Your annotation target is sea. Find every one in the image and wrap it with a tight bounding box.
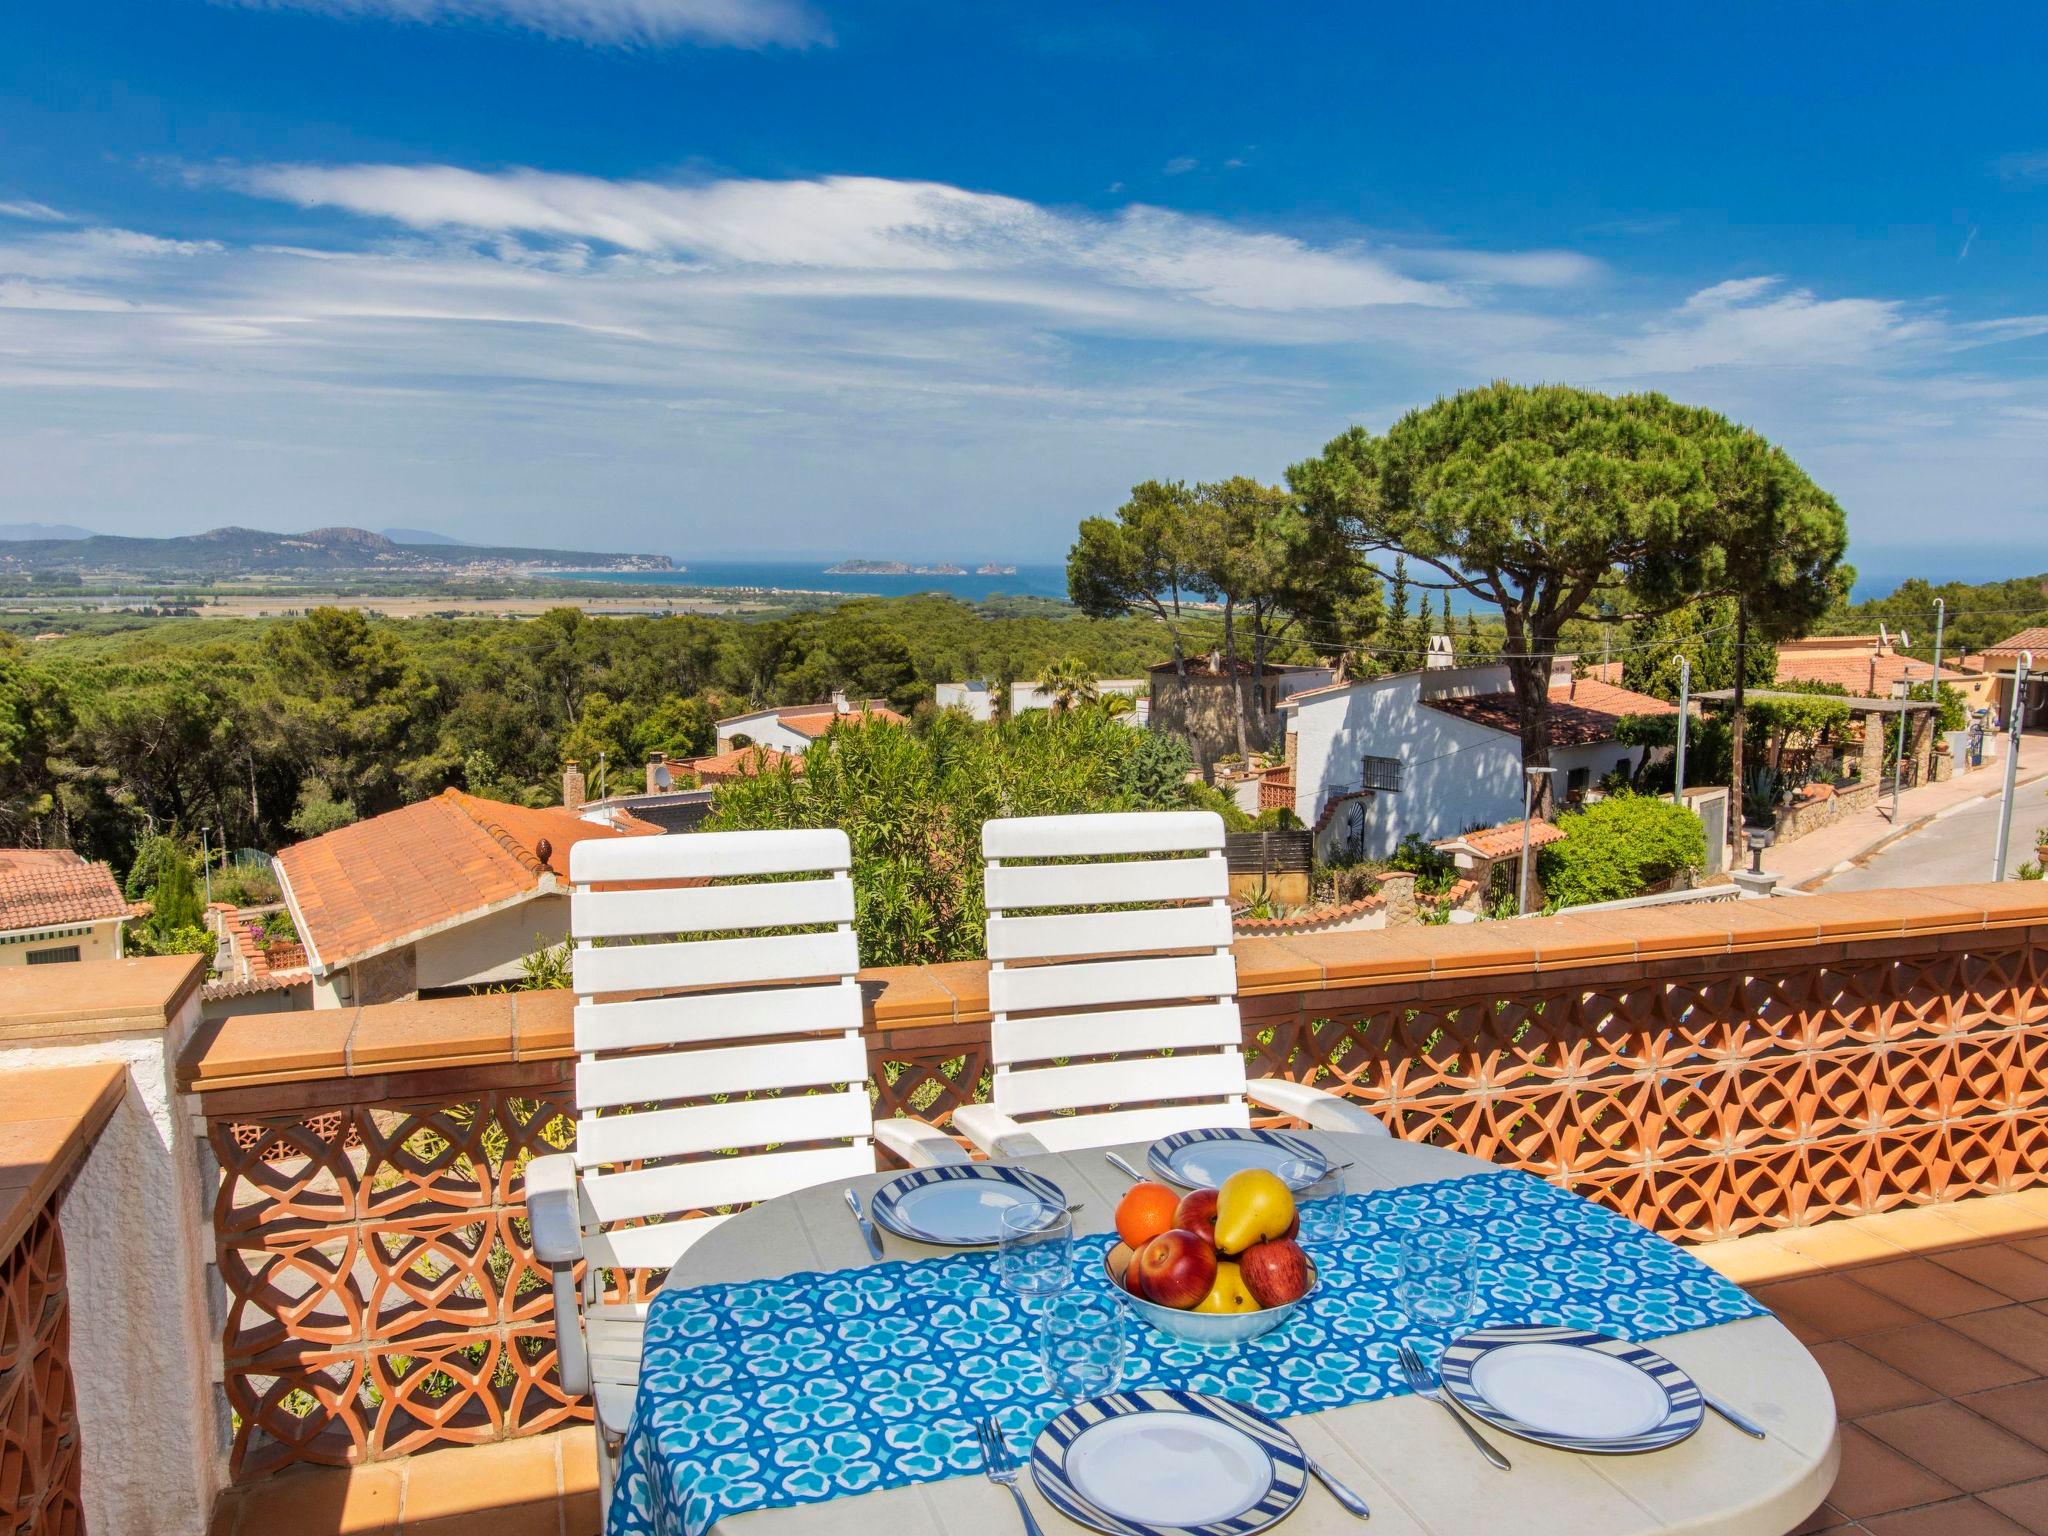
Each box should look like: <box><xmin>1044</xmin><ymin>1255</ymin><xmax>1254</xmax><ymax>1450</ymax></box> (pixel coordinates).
<box><xmin>557</xmin><ymin>560</ymin><xmax>1071</xmax><ymax>602</ymax></box>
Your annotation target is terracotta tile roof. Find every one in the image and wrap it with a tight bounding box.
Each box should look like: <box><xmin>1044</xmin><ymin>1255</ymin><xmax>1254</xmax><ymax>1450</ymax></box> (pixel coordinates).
<box><xmin>1436</xmin><ymin>818</ymin><xmax>1568</xmax><ymax>861</ymax></box>
<box><xmin>1232</xmin><ymin>893</ymin><xmax>1385</xmax><ymax>934</ymax></box>
<box><xmin>0</xmin><ymin>853</ymin><xmax>136</xmax><ymax>933</ymax></box>
<box><xmin>1983</xmin><ymin>626</ymin><xmax>2048</xmax><ymax>656</ymax></box>
<box><xmin>718</xmin><ymin>701</ymin><xmax>907</xmax><ymax>736</ymax></box>
<box><xmin>1775</xmin><ymin>649</ymin><xmax>1975</xmax><ymax>693</ymax></box>
<box><xmin>1421</xmin><ymin>681</ymin><xmax>1675</xmax><ymax>745</ymax></box>
<box><xmin>276</xmin><ymin>788</ymin><xmax>656</xmax><ymax>972</ymax></box>
<box><xmin>684</xmin><ymin>745</ymin><xmax>805</xmax><ymax>784</ymax></box>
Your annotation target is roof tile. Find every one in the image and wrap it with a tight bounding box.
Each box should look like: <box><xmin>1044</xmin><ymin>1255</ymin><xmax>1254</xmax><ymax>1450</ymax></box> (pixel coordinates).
<box><xmin>0</xmin><ymin>853</ymin><xmax>136</xmax><ymax>933</ymax></box>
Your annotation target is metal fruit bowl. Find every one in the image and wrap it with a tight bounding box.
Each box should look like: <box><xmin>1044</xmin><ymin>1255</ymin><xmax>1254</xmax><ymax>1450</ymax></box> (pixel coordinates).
<box><xmin>1102</xmin><ymin>1243</ymin><xmax>1319</xmax><ymax>1346</ymax></box>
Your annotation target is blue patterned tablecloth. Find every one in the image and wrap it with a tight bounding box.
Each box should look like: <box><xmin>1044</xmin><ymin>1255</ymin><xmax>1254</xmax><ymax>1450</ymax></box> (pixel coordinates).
<box><xmin>607</xmin><ymin>1170</ymin><xmax>1765</xmax><ymax>1535</ymax></box>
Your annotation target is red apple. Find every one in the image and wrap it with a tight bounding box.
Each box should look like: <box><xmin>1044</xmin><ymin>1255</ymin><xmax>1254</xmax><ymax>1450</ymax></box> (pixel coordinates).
<box><xmin>1175</xmin><ymin>1188</ymin><xmax>1220</xmax><ymax>1247</ymax></box>
<box><xmin>1135</xmin><ymin>1229</ymin><xmax>1218</xmax><ymax>1310</ymax></box>
<box><xmin>1238</xmin><ymin>1238</ymin><xmax>1311</xmax><ymax>1308</ymax></box>
<box><xmin>1117</xmin><ymin>1249</ymin><xmax>1146</xmax><ymax>1297</ymax></box>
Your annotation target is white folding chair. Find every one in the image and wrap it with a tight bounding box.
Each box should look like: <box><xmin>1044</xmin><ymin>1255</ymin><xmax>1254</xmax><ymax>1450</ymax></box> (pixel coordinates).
<box><xmin>952</xmin><ymin>810</ymin><xmax>1389</xmax><ymax>1158</ymax></box>
<box><xmin>523</xmin><ymin>827</ymin><xmax>964</xmax><ymax>1508</ymax></box>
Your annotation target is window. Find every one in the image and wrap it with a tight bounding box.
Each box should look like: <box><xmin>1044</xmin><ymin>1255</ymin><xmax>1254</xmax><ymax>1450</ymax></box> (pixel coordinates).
<box><xmin>27</xmin><ymin>945</ymin><xmax>80</xmax><ymax>965</ymax></box>
<box><xmin>1360</xmin><ymin>755</ymin><xmax>1403</xmax><ymax>792</ymax></box>
<box><xmin>1566</xmin><ymin>766</ymin><xmax>1590</xmax><ymax>799</ymax></box>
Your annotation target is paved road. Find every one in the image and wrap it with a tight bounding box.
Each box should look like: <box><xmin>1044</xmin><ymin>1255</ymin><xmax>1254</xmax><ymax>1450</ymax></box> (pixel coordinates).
<box><xmin>1817</xmin><ymin>776</ymin><xmax>2047</xmax><ymax>890</ymax></box>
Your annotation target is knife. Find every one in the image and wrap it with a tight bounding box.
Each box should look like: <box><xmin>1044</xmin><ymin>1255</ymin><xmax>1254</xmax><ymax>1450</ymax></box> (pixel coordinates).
<box><xmin>843</xmin><ymin>1187</ymin><xmax>885</xmax><ymax>1261</ymax></box>
<box><xmin>1705</xmin><ymin>1394</ymin><xmax>1766</xmax><ymax>1440</ymax></box>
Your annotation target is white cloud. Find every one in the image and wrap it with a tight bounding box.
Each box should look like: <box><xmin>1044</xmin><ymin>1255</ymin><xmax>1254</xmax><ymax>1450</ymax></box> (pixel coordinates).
<box><xmin>1162</xmin><ymin>157</ymin><xmax>1199</xmax><ymax>176</ymax></box>
<box><xmin>1</xmin><ymin>168</ymin><xmax>2043</xmax><ymax>561</ymax></box>
<box><xmin>233</xmin><ymin>164</ymin><xmax>1462</xmax><ymax>311</ymax></box>
<box><xmin>219</xmin><ymin>0</ymin><xmax>828</xmax><ymax>48</ymax></box>
<box><xmin>0</xmin><ymin>200</ymin><xmax>73</xmax><ymax>223</ymax></box>
<box><xmin>1992</xmin><ymin>150</ymin><xmax>2048</xmax><ymax>181</ymax></box>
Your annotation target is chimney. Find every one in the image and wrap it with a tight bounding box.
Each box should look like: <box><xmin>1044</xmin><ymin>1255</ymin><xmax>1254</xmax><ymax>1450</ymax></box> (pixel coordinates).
<box><xmin>831</xmin><ymin>688</ymin><xmax>851</xmax><ymax>714</ymax></box>
<box><xmin>646</xmin><ymin>751</ymin><xmax>671</xmax><ymax>794</ymax></box>
<box><xmin>561</xmin><ymin>760</ymin><xmax>584</xmax><ymax>812</ymax></box>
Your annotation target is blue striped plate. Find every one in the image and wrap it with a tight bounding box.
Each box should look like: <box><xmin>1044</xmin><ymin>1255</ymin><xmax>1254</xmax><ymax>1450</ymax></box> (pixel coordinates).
<box><xmin>1438</xmin><ymin>1325</ymin><xmax>1704</xmax><ymax>1454</ymax></box>
<box><xmin>867</xmin><ymin>1163</ymin><xmax>1065</xmax><ymax>1247</ymax></box>
<box><xmin>1030</xmin><ymin>1389</ymin><xmax>1307</xmax><ymax>1535</ymax></box>
<box><xmin>1145</xmin><ymin>1128</ymin><xmax>1327</xmax><ymax>1190</ymax></box>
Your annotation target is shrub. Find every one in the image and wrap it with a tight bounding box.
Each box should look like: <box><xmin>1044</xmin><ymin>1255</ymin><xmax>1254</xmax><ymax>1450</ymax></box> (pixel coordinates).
<box><xmin>1538</xmin><ymin>793</ymin><xmax>1706</xmax><ymax>909</ymax></box>
<box><xmin>1388</xmin><ymin>832</ymin><xmax>1457</xmax><ymax>896</ymax></box>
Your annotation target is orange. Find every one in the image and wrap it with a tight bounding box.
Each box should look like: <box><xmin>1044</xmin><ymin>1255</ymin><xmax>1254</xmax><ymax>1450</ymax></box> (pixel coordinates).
<box><xmin>1115</xmin><ymin>1182</ymin><xmax>1182</xmax><ymax>1249</ymax></box>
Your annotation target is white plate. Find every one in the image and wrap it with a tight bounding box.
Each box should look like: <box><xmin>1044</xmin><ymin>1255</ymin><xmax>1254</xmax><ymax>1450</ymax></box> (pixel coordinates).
<box><xmin>867</xmin><ymin>1164</ymin><xmax>1064</xmax><ymax>1246</ymax></box>
<box><xmin>1471</xmin><ymin>1342</ymin><xmax>1671</xmax><ymax>1439</ymax></box>
<box><xmin>1145</xmin><ymin>1128</ymin><xmax>1326</xmax><ymax>1190</ymax></box>
<box><xmin>1069</xmin><ymin>1412</ymin><xmax>1273</xmax><ymax>1525</ymax></box>
<box><xmin>1438</xmin><ymin>1325</ymin><xmax>1704</xmax><ymax>1454</ymax></box>
<box><xmin>1031</xmin><ymin>1390</ymin><xmax>1308</xmax><ymax>1536</ymax></box>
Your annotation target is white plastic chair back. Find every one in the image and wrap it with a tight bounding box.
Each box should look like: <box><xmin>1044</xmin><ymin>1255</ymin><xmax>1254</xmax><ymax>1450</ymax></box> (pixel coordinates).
<box><xmin>567</xmin><ymin>828</ymin><xmax>871</xmax><ymax>1274</ymax></box>
<box><xmin>982</xmin><ymin>810</ymin><xmax>1247</xmax><ymax>1151</ymax></box>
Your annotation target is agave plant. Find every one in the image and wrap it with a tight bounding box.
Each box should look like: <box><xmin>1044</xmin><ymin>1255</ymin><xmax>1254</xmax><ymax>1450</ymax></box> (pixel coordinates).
<box><xmin>1742</xmin><ymin>766</ymin><xmax>1782</xmax><ymax>827</ymax></box>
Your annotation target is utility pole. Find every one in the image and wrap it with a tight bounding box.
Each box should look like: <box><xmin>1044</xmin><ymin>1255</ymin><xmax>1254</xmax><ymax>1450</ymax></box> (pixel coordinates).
<box><xmin>200</xmin><ymin>826</ymin><xmax>212</xmax><ymax>909</ymax></box>
<box><xmin>1931</xmin><ymin>598</ymin><xmax>1946</xmax><ymax>697</ymax></box>
<box><xmin>1893</xmin><ymin>666</ymin><xmax>1914</xmax><ymax>824</ymax></box>
<box><xmin>1992</xmin><ymin>653</ymin><xmax>2032</xmax><ymax>881</ymax></box>
<box><xmin>1673</xmin><ymin>656</ymin><xmax>1690</xmax><ymax>802</ymax></box>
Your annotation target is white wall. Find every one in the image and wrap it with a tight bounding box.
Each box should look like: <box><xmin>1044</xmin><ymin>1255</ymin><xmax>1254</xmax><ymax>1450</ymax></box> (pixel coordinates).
<box><xmin>415</xmin><ymin>893</ymin><xmax>566</xmax><ymax>990</ymax></box>
<box><xmin>1288</xmin><ymin>674</ymin><xmax>1527</xmax><ymax>859</ymax></box>
<box><xmin>935</xmin><ymin>682</ymin><xmax>995</xmax><ymax>722</ymax></box>
<box><xmin>0</xmin><ymin>988</ymin><xmax>224</xmax><ymax>1535</ymax></box>
<box><xmin>715</xmin><ymin>714</ymin><xmax>813</xmax><ymax>753</ymax></box>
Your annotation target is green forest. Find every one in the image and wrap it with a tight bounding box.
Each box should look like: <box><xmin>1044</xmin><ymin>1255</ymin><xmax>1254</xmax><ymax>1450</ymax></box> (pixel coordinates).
<box><xmin>0</xmin><ymin>592</ymin><xmax>1273</xmax><ymax>872</ymax></box>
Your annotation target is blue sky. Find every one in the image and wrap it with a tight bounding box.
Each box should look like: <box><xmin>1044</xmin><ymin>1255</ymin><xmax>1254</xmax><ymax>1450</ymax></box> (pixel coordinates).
<box><xmin>2</xmin><ymin>2</ymin><xmax>2044</xmax><ymax>578</ymax></box>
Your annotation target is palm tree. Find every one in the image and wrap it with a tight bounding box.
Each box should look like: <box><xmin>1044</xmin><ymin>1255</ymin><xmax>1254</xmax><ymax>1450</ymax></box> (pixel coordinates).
<box><xmin>1039</xmin><ymin>657</ymin><xmax>1101</xmax><ymax>714</ymax></box>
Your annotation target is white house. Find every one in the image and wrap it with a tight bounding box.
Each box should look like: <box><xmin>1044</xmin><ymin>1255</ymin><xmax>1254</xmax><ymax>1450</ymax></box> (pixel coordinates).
<box><xmin>935</xmin><ymin>678</ymin><xmax>1149</xmax><ymax>724</ymax></box>
<box><xmin>1277</xmin><ymin>658</ymin><xmax>1676</xmax><ymax>861</ymax></box>
<box><xmin>714</xmin><ymin>691</ymin><xmax>908</xmax><ymax>753</ymax></box>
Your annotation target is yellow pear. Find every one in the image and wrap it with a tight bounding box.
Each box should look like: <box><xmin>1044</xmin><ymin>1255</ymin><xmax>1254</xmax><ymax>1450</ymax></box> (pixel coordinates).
<box><xmin>1193</xmin><ymin>1260</ymin><xmax>1260</xmax><ymax>1314</ymax></box>
<box><xmin>1213</xmin><ymin>1168</ymin><xmax>1296</xmax><ymax>1254</ymax></box>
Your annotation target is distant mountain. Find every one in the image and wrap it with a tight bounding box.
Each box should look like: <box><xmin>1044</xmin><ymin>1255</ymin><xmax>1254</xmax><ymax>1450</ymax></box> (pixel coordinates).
<box><xmin>0</xmin><ymin>525</ymin><xmax>670</xmax><ymax>577</ymax></box>
<box><xmin>0</xmin><ymin>522</ymin><xmax>93</xmax><ymax>542</ymax></box>
<box><xmin>382</xmin><ymin>527</ymin><xmax>477</xmax><ymax>547</ymax></box>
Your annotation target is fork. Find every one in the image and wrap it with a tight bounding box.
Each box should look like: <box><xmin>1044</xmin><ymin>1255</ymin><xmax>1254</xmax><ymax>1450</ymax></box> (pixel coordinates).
<box><xmin>1398</xmin><ymin>1342</ymin><xmax>1510</xmax><ymax>1470</ymax></box>
<box><xmin>976</xmin><ymin>1415</ymin><xmax>1046</xmax><ymax>1536</ymax></box>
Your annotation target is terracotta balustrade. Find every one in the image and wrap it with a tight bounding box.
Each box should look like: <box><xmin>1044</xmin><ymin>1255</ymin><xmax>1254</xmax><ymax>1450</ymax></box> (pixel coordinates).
<box><xmin>0</xmin><ymin>1063</ymin><xmax>129</xmax><ymax>1536</ymax></box>
<box><xmin>177</xmin><ymin>881</ymin><xmax>2048</xmax><ymax>1478</ymax></box>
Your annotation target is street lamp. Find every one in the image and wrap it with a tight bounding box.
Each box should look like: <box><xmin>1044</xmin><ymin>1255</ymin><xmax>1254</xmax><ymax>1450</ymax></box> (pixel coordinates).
<box><xmin>1993</xmin><ymin>652</ymin><xmax>2033</xmax><ymax>881</ymax></box>
<box><xmin>1520</xmin><ymin>766</ymin><xmax>1557</xmax><ymax>915</ymax></box>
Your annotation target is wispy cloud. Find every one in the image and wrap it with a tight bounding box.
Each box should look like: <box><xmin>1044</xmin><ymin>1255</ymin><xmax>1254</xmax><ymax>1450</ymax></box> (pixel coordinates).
<box><xmin>218</xmin><ymin>0</ymin><xmax>829</xmax><ymax>49</ymax></box>
<box><xmin>2</xmin><ymin>169</ymin><xmax>2043</xmax><ymax>558</ymax></box>
<box><xmin>0</xmin><ymin>200</ymin><xmax>75</xmax><ymax>223</ymax></box>
<box><xmin>1162</xmin><ymin>157</ymin><xmax>1199</xmax><ymax>176</ymax></box>
<box><xmin>1992</xmin><ymin>150</ymin><xmax>2048</xmax><ymax>181</ymax></box>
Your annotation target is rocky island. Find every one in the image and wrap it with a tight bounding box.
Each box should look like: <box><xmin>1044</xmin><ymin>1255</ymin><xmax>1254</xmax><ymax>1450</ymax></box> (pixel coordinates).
<box><xmin>824</xmin><ymin>559</ymin><xmax>970</xmax><ymax>576</ymax></box>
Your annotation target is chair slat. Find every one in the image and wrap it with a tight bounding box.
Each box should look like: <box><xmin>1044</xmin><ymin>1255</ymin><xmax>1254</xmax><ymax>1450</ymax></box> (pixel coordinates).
<box><xmin>570</xmin><ymin>827</ymin><xmax>850</xmax><ymax>884</ymax></box>
<box><xmin>983</xmin><ymin>811</ymin><xmax>1224</xmax><ymax>860</ymax></box>
<box><xmin>573</xmin><ymin>929</ymin><xmax>858</xmax><ymax>995</ymax></box>
<box><xmin>576</xmin><ymin>1086</ymin><xmax>871</xmax><ymax>1167</ymax></box>
<box><xmin>576</xmin><ymin>1035</ymin><xmax>868</xmax><ymax>1111</ymax></box>
<box><xmin>988</xmin><ymin>951</ymin><xmax>1236</xmax><ymax>1016</ymax></box>
<box><xmin>582</xmin><ymin>1143</ymin><xmax>873</xmax><ymax>1225</ymax></box>
<box><xmin>994</xmin><ymin>1051</ymin><xmax>1246</xmax><ymax>1117</ymax></box>
<box><xmin>990</xmin><ymin>1001</ymin><xmax>1242</xmax><ymax>1064</ymax></box>
<box><xmin>573</xmin><ymin>981</ymin><xmax>861</xmax><ymax>1054</ymax></box>
<box><xmin>986</xmin><ymin>856</ymin><xmax>1227</xmax><ymax>912</ymax></box>
<box><xmin>996</xmin><ymin>1100</ymin><xmax>1252</xmax><ymax>1153</ymax></box>
<box><xmin>987</xmin><ymin>904</ymin><xmax>1230</xmax><ymax>962</ymax></box>
<box><xmin>582</xmin><ymin>1213</ymin><xmax>729</xmax><ymax>1273</ymax></box>
<box><xmin>572</xmin><ymin>877</ymin><xmax>852</xmax><ymax>939</ymax></box>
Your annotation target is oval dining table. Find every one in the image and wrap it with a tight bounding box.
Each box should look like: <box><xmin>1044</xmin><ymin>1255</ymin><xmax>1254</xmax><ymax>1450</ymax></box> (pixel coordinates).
<box><xmin>662</xmin><ymin>1130</ymin><xmax>1840</xmax><ymax>1536</ymax></box>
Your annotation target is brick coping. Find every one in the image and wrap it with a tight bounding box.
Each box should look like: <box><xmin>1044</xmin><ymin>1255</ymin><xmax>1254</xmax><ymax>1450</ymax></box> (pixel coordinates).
<box><xmin>173</xmin><ymin>881</ymin><xmax>2048</xmax><ymax>1098</ymax></box>
<box><xmin>0</xmin><ymin>1060</ymin><xmax>127</xmax><ymax>1254</ymax></box>
<box><xmin>0</xmin><ymin>952</ymin><xmax>204</xmax><ymax>1043</ymax></box>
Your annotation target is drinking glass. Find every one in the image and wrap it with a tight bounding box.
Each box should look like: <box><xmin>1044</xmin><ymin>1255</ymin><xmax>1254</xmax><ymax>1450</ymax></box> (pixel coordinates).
<box><xmin>998</xmin><ymin>1201</ymin><xmax>1074</xmax><ymax>1302</ymax></box>
<box><xmin>1282</xmin><ymin>1158</ymin><xmax>1350</xmax><ymax>1250</ymax></box>
<box><xmin>1041</xmin><ymin>1292</ymin><xmax>1124</xmax><ymax>1399</ymax></box>
<box><xmin>1394</xmin><ymin>1228</ymin><xmax>1479</xmax><ymax>1333</ymax></box>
